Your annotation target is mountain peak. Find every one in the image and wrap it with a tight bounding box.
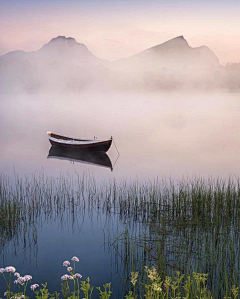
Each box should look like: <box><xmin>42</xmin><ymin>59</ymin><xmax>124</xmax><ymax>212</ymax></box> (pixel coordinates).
<box><xmin>116</xmin><ymin>35</ymin><xmax>219</xmax><ymax>70</ymax></box>
<box><xmin>144</xmin><ymin>35</ymin><xmax>189</xmax><ymax>55</ymax></box>
<box><xmin>47</xmin><ymin>36</ymin><xmax>79</xmax><ymax>47</ymax></box>
<box><xmin>36</xmin><ymin>35</ymin><xmax>101</xmax><ymax>65</ymax></box>
<box><xmin>51</xmin><ymin>36</ymin><xmax>76</xmax><ymax>42</ymax></box>
<box><xmin>38</xmin><ymin>36</ymin><xmax>87</xmax><ymax>54</ymax></box>
<box><xmin>175</xmin><ymin>35</ymin><xmax>184</xmax><ymax>40</ymax></box>
<box><xmin>160</xmin><ymin>35</ymin><xmax>189</xmax><ymax>47</ymax></box>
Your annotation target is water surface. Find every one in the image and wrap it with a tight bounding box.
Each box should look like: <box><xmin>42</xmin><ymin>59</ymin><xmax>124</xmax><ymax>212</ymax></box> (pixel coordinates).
<box><xmin>1</xmin><ymin>91</ymin><xmax>240</xmax><ymax>179</ymax></box>
<box><xmin>0</xmin><ymin>91</ymin><xmax>240</xmax><ymax>298</ymax></box>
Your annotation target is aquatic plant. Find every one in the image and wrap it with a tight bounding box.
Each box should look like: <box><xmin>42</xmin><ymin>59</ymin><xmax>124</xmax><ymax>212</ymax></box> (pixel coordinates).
<box><xmin>0</xmin><ymin>265</ymin><xmax>33</xmax><ymax>299</ymax></box>
<box><xmin>125</xmin><ymin>267</ymin><xmax>239</xmax><ymax>299</ymax></box>
<box><xmin>0</xmin><ymin>173</ymin><xmax>239</xmax><ymax>297</ymax></box>
<box><xmin>61</xmin><ymin>256</ymin><xmax>84</xmax><ymax>299</ymax></box>
<box><xmin>0</xmin><ymin>261</ymin><xmax>239</xmax><ymax>298</ymax></box>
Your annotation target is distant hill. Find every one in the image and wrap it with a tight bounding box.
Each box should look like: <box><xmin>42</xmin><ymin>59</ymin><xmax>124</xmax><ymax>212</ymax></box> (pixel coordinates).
<box><xmin>1</xmin><ymin>36</ymin><xmax>102</xmax><ymax>66</ymax></box>
<box><xmin>112</xmin><ymin>36</ymin><xmax>220</xmax><ymax>71</ymax></box>
<box><xmin>104</xmin><ymin>36</ymin><xmax>222</xmax><ymax>90</ymax></box>
<box><xmin>36</xmin><ymin>36</ymin><xmax>102</xmax><ymax>66</ymax></box>
<box><xmin>0</xmin><ymin>50</ymin><xmax>34</xmax><ymax>62</ymax></box>
<box><xmin>1</xmin><ymin>35</ymin><xmax>239</xmax><ymax>92</ymax></box>
<box><xmin>0</xmin><ymin>36</ymin><xmax>104</xmax><ymax>93</ymax></box>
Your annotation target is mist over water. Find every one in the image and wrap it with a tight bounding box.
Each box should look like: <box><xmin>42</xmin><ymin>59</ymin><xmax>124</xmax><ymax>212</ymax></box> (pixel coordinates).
<box><xmin>0</xmin><ymin>91</ymin><xmax>240</xmax><ymax>180</ymax></box>
<box><xmin>0</xmin><ymin>90</ymin><xmax>240</xmax><ymax>298</ymax></box>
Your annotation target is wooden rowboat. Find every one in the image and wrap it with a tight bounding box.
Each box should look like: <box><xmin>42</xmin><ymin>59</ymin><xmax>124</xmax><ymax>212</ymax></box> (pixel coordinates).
<box><xmin>47</xmin><ymin>132</ymin><xmax>112</xmax><ymax>152</ymax></box>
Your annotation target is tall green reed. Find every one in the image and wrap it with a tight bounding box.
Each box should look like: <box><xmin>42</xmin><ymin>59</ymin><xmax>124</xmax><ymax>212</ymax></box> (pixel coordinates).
<box><xmin>0</xmin><ymin>173</ymin><xmax>239</xmax><ymax>298</ymax></box>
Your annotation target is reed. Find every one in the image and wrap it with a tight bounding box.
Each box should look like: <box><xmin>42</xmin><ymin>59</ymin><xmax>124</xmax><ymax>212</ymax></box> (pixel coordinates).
<box><xmin>0</xmin><ymin>173</ymin><xmax>239</xmax><ymax>298</ymax></box>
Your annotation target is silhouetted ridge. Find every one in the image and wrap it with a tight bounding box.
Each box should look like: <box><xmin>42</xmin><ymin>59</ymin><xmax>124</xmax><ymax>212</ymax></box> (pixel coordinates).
<box><xmin>36</xmin><ymin>36</ymin><xmax>101</xmax><ymax>65</ymax></box>
<box><xmin>0</xmin><ymin>50</ymin><xmax>30</xmax><ymax>61</ymax></box>
<box><xmin>1</xmin><ymin>34</ymin><xmax>231</xmax><ymax>93</ymax></box>
<box><xmin>48</xmin><ymin>36</ymin><xmax>80</xmax><ymax>46</ymax></box>
<box><xmin>114</xmin><ymin>35</ymin><xmax>219</xmax><ymax>69</ymax></box>
<box><xmin>150</xmin><ymin>35</ymin><xmax>189</xmax><ymax>51</ymax></box>
<box><xmin>39</xmin><ymin>36</ymin><xmax>87</xmax><ymax>52</ymax></box>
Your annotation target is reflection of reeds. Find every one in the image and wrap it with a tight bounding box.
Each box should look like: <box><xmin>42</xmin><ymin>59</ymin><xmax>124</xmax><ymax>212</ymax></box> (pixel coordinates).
<box><xmin>0</xmin><ymin>173</ymin><xmax>239</xmax><ymax>297</ymax></box>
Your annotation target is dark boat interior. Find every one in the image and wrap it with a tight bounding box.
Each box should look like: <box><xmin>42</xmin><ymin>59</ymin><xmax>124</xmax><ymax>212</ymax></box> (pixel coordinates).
<box><xmin>48</xmin><ymin>132</ymin><xmax>91</xmax><ymax>142</ymax></box>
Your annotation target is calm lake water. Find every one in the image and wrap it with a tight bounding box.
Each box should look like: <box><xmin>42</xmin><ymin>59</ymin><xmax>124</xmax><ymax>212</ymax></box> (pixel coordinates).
<box><xmin>0</xmin><ymin>91</ymin><xmax>240</xmax><ymax>297</ymax></box>
<box><xmin>1</xmin><ymin>91</ymin><xmax>240</xmax><ymax>179</ymax></box>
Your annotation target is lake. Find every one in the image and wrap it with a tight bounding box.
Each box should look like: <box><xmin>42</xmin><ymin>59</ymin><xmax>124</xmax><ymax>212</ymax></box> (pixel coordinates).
<box><xmin>0</xmin><ymin>91</ymin><xmax>239</xmax><ymax>298</ymax></box>
<box><xmin>1</xmin><ymin>91</ymin><xmax>240</xmax><ymax>179</ymax></box>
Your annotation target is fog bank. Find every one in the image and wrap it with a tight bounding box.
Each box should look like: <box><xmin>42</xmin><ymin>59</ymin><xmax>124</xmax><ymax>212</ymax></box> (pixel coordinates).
<box><xmin>1</xmin><ymin>36</ymin><xmax>240</xmax><ymax>94</ymax></box>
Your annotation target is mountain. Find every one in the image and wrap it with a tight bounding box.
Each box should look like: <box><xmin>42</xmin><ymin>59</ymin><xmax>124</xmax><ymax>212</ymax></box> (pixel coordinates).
<box><xmin>36</xmin><ymin>36</ymin><xmax>102</xmax><ymax>66</ymax></box>
<box><xmin>1</xmin><ymin>36</ymin><xmax>102</xmax><ymax>66</ymax></box>
<box><xmin>0</xmin><ymin>50</ymin><xmax>33</xmax><ymax>62</ymax></box>
<box><xmin>0</xmin><ymin>36</ymin><xmax>104</xmax><ymax>93</ymax></box>
<box><xmin>112</xmin><ymin>36</ymin><xmax>220</xmax><ymax>71</ymax></box>
<box><xmin>0</xmin><ymin>35</ymin><xmax>230</xmax><ymax>92</ymax></box>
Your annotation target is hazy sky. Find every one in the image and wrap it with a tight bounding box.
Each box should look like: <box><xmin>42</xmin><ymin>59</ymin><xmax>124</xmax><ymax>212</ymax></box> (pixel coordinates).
<box><xmin>1</xmin><ymin>0</ymin><xmax>240</xmax><ymax>65</ymax></box>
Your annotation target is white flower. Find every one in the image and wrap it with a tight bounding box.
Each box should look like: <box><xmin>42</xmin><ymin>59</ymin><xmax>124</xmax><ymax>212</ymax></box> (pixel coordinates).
<box><xmin>63</xmin><ymin>261</ymin><xmax>70</xmax><ymax>267</ymax></box>
<box><xmin>4</xmin><ymin>292</ymin><xmax>7</xmax><ymax>296</ymax></box>
<box><xmin>0</xmin><ymin>268</ymin><xmax>5</xmax><ymax>273</ymax></box>
<box><xmin>68</xmin><ymin>275</ymin><xmax>73</xmax><ymax>280</ymax></box>
<box><xmin>61</xmin><ymin>274</ymin><xmax>69</xmax><ymax>281</ymax></box>
<box><xmin>71</xmin><ymin>256</ymin><xmax>79</xmax><ymax>262</ymax></box>
<box><xmin>11</xmin><ymin>296</ymin><xmax>25</xmax><ymax>299</ymax></box>
<box><xmin>14</xmin><ymin>277</ymin><xmax>25</xmax><ymax>286</ymax></box>
<box><xmin>5</xmin><ymin>267</ymin><xmax>16</xmax><ymax>273</ymax></box>
<box><xmin>73</xmin><ymin>273</ymin><xmax>82</xmax><ymax>279</ymax></box>
<box><xmin>23</xmin><ymin>275</ymin><xmax>32</xmax><ymax>281</ymax></box>
<box><xmin>30</xmin><ymin>284</ymin><xmax>39</xmax><ymax>291</ymax></box>
<box><xmin>14</xmin><ymin>272</ymin><xmax>20</xmax><ymax>278</ymax></box>
<box><xmin>67</xmin><ymin>267</ymin><xmax>73</xmax><ymax>273</ymax></box>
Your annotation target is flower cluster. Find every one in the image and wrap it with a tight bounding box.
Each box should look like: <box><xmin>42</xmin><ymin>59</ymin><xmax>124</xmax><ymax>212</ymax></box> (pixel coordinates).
<box><xmin>0</xmin><ymin>266</ymin><xmax>16</xmax><ymax>273</ymax></box>
<box><xmin>0</xmin><ymin>265</ymin><xmax>39</xmax><ymax>297</ymax></box>
<box><xmin>61</xmin><ymin>274</ymin><xmax>73</xmax><ymax>281</ymax></box>
<box><xmin>63</xmin><ymin>261</ymin><xmax>70</xmax><ymax>267</ymax></box>
<box><xmin>1</xmin><ymin>257</ymin><xmax>82</xmax><ymax>298</ymax></box>
<box><xmin>30</xmin><ymin>284</ymin><xmax>39</xmax><ymax>291</ymax></box>
<box><xmin>71</xmin><ymin>256</ymin><xmax>79</xmax><ymax>262</ymax></box>
<box><xmin>61</xmin><ymin>273</ymin><xmax>82</xmax><ymax>281</ymax></box>
<box><xmin>61</xmin><ymin>256</ymin><xmax>82</xmax><ymax>282</ymax></box>
<box><xmin>14</xmin><ymin>275</ymin><xmax>32</xmax><ymax>286</ymax></box>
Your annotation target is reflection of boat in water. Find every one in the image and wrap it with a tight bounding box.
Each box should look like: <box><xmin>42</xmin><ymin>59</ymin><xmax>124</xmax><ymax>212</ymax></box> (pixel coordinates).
<box><xmin>48</xmin><ymin>146</ymin><xmax>113</xmax><ymax>170</ymax></box>
<box><xmin>47</xmin><ymin>132</ymin><xmax>112</xmax><ymax>152</ymax></box>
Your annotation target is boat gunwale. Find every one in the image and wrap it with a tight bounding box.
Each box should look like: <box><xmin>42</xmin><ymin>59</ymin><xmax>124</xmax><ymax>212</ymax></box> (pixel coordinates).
<box><xmin>47</xmin><ymin>132</ymin><xmax>112</xmax><ymax>145</ymax></box>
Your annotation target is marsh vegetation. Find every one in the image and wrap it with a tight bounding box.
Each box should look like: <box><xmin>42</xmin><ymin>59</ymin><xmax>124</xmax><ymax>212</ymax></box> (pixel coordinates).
<box><xmin>0</xmin><ymin>173</ymin><xmax>239</xmax><ymax>298</ymax></box>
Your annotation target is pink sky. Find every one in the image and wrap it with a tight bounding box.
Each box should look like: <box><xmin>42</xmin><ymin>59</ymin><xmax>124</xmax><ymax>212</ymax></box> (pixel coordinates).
<box><xmin>1</xmin><ymin>0</ymin><xmax>240</xmax><ymax>65</ymax></box>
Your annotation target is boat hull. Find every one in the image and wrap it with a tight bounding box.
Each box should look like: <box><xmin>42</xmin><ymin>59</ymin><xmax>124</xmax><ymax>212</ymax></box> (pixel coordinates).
<box><xmin>49</xmin><ymin>138</ymin><xmax>112</xmax><ymax>152</ymax></box>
